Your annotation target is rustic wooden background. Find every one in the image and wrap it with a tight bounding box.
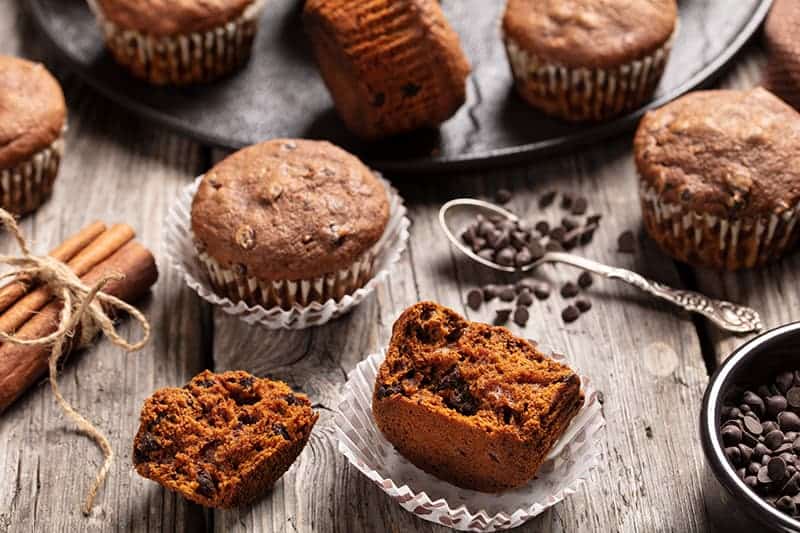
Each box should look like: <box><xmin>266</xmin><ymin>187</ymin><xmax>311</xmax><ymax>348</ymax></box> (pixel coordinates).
<box><xmin>0</xmin><ymin>1</ymin><xmax>794</xmax><ymax>531</ymax></box>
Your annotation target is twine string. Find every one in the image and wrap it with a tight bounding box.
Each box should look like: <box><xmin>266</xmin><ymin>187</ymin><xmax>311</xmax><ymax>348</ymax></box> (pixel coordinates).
<box><xmin>0</xmin><ymin>210</ymin><xmax>151</xmax><ymax>515</ymax></box>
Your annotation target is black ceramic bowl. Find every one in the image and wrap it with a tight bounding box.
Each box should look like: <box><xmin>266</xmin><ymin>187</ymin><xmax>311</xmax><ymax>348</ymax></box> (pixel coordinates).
<box><xmin>701</xmin><ymin>322</ymin><xmax>800</xmax><ymax>532</ymax></box>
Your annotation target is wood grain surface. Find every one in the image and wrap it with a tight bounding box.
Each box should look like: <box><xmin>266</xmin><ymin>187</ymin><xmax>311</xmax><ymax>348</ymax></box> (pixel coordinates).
<box><xmin>0</xmin><ymin>1</ymin><xmax>788</xmax><ymax>531</ymax></box>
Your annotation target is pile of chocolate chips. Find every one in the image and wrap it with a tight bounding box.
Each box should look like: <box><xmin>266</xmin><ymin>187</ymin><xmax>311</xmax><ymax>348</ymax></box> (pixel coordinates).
<box><xmin>720</xmin><ymin>370</ymin><xmax>800</xmax><ymax>517</ymax></box>
<box><xmin>462</xmin><ymin>188</ymin><xmax>637</xmax><ymax>325</ymax></box>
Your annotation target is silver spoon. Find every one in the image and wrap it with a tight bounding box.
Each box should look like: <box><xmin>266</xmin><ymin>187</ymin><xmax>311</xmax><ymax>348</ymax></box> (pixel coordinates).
<box><xmin>439</xmin><ymin>198</ymin><xmax>763</xmax><ymax>334</ymax></box>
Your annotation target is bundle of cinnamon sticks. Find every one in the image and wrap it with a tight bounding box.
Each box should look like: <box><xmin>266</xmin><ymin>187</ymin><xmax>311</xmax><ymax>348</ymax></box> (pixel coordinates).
<box><xmin>0</xmin><ymin>221</ymin><xmax>158</xmax><ymax>412</ymax></box>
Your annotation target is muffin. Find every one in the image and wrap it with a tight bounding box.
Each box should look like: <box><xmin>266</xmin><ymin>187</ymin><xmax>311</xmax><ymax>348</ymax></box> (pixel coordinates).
<box><xmin>765</xmin><ymin>0</ymin><xmax>800</xmax><ymax>109</ymax></box>
<box><xmin>0</xmin><ymin>55</ymin><xmax>66</xmax><ymax>216</ymax></box>
<box><xmin>373</xmin><ymin>302</ymin><xmax>584</xmax><ymax>492</ymax></box>
<box><xmin>133</xmin><ymin>370</ymin><xmax>318</xmax><ymax>508</ymax></box>
<box><xmin>87</xmin><ymin>0</ymin><xmax>265</xmax><ymax>85</ymax></box>
<box><xmin>303</xmin><ymin>0</ymin><xmax>471</xmax><ymax>140</ymax></box>
<box><xmin>503</xmin><ymin>0</ymin><xmax>677</xmax><ymax>121</ymax></box>
<box><xmin>635</xmin><ymin>88</ymin><xmax>800</xmax><ymax>270</ymax></box>
<box><xmin>191</xmin><ymin>139</ymin><xmax>390</xmax><ymax>309</ymax></box>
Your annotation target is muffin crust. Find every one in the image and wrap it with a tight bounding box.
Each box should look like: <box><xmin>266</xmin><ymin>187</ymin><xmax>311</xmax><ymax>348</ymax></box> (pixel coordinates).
<box><xmin>304</xmin><ymin>0</ymin><xmax>471</xmax><ymax>140</ymax></box>
<box><xmin>191</xmin><ymin>139</ymin><xmax>390</xmax><ymax>282</ymax></box>
<box><xmin>635</xmin><ymin>88</ymin><xmax>800</xmax><ymax>220</ymax></box>
<box><xmin>0</xmin><ymin>55</ymin><xmax>66</xmax><ymax>169</ymax></box>
<box><xmin>373</xmin><ymin>302</ymin><xmax>583</xmax><ymax>492</ymax></box>
<box><xmin>93</xmin><ymin>0</ymin><xmax>255</xmax><ymax>35</ymax></box>
<box><xmin>503</xmin><ymin>0</ymin><xmax>677</xmax><ymax>69</ymax></box>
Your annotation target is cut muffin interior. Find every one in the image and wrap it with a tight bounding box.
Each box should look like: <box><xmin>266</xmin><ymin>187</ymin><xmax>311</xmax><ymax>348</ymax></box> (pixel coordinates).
<box><xmin>133</xmin><ymin>370</ymin><xmax>318</xmax><ymax>508</ymax></box>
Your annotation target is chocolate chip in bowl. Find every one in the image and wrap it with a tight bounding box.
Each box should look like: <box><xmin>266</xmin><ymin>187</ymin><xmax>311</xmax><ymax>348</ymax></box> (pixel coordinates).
<box><xmin>701</xmin><ymin>322</ymin><xmax>800</xmax><ymax>531</ymax></box>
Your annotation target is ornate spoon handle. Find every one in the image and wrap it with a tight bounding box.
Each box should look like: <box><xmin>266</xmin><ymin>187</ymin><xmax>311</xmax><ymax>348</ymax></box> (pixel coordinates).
<box><xmin>542</xmin><ymin>252</ymin><xmax>763</xmax><ymax>334</ymax></box>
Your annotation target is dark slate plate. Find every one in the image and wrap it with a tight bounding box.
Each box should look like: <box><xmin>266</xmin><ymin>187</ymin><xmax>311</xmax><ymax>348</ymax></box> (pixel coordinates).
<box><xmin>28</xmin><ymin>0</ymin><xmax>772</xmax><ymax>173</ymax></box>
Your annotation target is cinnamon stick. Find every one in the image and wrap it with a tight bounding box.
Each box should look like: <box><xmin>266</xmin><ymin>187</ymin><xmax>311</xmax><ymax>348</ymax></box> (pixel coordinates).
<box><xmin>0</xmin><ymin>221</ymin><xmax>107</xmax><ymax>313</ymax></box>
<box><xmin>0</xmin><ymin>224</ymin><xmax>135</xmax><ymax>334</ymax></box>
<box><xmin>0</xmin><ymin>240</ymin><xmax>158</xmax><ymax>412</ymax></box>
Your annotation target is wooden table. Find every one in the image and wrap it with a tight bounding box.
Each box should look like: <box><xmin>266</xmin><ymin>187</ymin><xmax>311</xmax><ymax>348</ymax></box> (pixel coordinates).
<box><xmin>0</xmin><ymin>2</ymin><xmax>794</xmax><ymax>531</ymax></box>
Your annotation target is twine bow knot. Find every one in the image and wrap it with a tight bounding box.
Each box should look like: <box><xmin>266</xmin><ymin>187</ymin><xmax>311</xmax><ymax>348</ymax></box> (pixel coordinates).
<box><xmin>0</xmin><ymin>210</ymin><xmax>151</xmax><ymax>515</ymax></box>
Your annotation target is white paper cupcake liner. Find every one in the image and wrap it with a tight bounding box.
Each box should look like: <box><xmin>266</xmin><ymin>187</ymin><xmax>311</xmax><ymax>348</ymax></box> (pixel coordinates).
<box><xmin>165</xmin><ymin>176</ymin><xmax>410</xmax><ymax>329</ymax></box>
<box><xmin>86</xmin><ymin>0</ymin><xmax>265</xmax><ymax>85</ymax></box>
<box><xmin>639</xmin><ymin>182</ymin><xmax>800</xmax><ymax>270</ymax></box>
<box><xmin>504</xmin><ymin>27</ymin><xmax>676</xmax><ymax>121</ymax></box>
<box><xmin>336</xmin><ymin>348</ymin><xmax>605</xmax><ymax>532</ymax></box>
<box><xmin>0</xmin><ymin>134</ymin><xmax>64</xmax><ymax>216</ymax></box>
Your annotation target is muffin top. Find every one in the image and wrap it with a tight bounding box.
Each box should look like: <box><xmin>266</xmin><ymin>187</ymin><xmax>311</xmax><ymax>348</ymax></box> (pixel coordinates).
<box><xmin>0</xmin><ymin>55</ymin><xmax>66</xmax><ymax>169</ymax></box>
<box><xmin>94</xmin><ymin>0</ymin><xmax>256</xmax><ymax>35</ymax></box>
<box><xmin>634</xmin><ymin>88</ymin><xmax>800</xmax><ymax>219</ymax></box>
<box><xmin>503</xmin><ymin>0</ymin><xmax>677</xmax><ymax>69</ymax></box>
<box><xmin>191</xmin><ymin>139</ymin><xmax>390</xmax><ymax>281</ymax></box>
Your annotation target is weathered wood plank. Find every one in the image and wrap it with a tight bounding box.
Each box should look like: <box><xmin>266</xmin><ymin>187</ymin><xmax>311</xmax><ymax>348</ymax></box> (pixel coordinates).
<box><xmin>0</xmin><ymin>3</ymin><xmax>210</xmax><ymax>530</ymax></box>
<box><xmin>211</xmin><ymin>130</ymin><xmax>712</xmax><ymax>531</ymax></box>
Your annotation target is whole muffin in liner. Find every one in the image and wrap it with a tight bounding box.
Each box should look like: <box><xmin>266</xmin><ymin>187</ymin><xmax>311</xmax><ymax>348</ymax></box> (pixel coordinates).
<box><xmin>167</xmin><ymin>163</ymin><xmax>409</xmax><ymax>329</ymax></box>
<box><xmin>87</xmin><ymin>0</ymin><xmax>266</xmax><ymax>86</ymax></box>
<box><xmin>635</xmin><ymin>87</ymin><xmax>800</xmax><ymax>270</ymax></box>
<box><xmin>303</xmin><ymin>0</ymin><xmax>471</xmax><ymax>140</ymax></box>
<box><xmin>336</xmin><ymin>349</ymin><xmax>604</xmax><ymax>532</ymax></box>
<box><xmin>0</xmin><ymin>55</ymin><xmax>67</xmax><ymax>215</ymax></box>
<box><xmin>502</xmin><ymin>0</ymin><xmax>677</xmax><ymax>122</ymax></box>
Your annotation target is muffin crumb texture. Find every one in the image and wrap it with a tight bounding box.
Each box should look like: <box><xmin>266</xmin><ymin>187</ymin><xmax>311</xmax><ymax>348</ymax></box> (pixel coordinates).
<box><xmin>373</xmin><ymin>301</ymin><xmax>583</xmax><ymax>492</ymax></box>
<box><xmin>133</xmin><ymin>370</ymin><xmax>318</xmax><ymax>508</ymax></box>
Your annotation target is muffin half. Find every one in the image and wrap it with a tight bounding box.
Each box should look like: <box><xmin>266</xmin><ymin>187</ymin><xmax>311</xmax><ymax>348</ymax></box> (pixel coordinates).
<box><xmin>373</xmin><ymin>301</ymin><xmax>584</xmax><ymax>492</ymax></box>
<box><xmin>503</xmin><ymin>0</ymin><xmax>677</xmax><ymax>121</ymax></box>
<box><xmin>0</xmin><ymin>55</ymin><xmax>66</xmax><ymax>215</ymax></box>
<box><xmin>88</xmin><ymin>0</ymin><xmax>265</xmax><ymax>85</ymax></box>
<box><xmin>635</xmin><ymin>87</ymin><xmax>800</xmax><ymax>270</ymax></box>
<box><xmin>303</xmin><ymin>0</ymin><xmax>471</xmax><ymax>140</ymax></box>
<box><xmin>191</xmin><ymin>139</ymin><xmax>390</xmax><ymax>308</ymax></box>
<box><xmin>133</xmin><ymin>370</ymin><xmax>318</xmax><ymax>508</ymax></box>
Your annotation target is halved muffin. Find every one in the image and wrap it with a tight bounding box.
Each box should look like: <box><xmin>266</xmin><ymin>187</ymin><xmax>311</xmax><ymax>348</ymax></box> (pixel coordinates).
<box><xmin>373</xmin><ymin>301</ymin><xmax>583</xmax><ymax>492</ymax></box>
<box><xmin>133</xmin><ymin>370</ymin><xmax>318</xmax><ymax>508</ymax></box>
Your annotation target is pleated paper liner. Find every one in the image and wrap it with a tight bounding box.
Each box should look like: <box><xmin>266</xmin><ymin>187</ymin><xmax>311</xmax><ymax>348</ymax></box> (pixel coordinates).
<box><xmin>336</xmin><ymin>349</ymin><xmax>605</xmax><ymax>532</ymax></box>
<box><xmin>86</xmin><ymin>0</ymin><xmax>266</xmax><ymax>85</ymax></box>
<box><xmin>639</xmin><ymin>183</ymin><xmax>800</xmax><ymax>270</ymax></box>
<box><xmin>165</xmin><ymin>176</ymin><xmax>410</xmax><ymax>329</ymax></box>
<box><xmin>504</xmin><ymin>27</ymin><xmax>676</xmax><ymax>121</ymax></box>
<box><xmin>0</xmin><ymin>134</ymin><xmax>64</xmax><ymax>216</ymax></box>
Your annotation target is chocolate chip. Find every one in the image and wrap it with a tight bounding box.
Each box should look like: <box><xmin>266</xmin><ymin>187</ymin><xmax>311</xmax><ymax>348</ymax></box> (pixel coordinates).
<box><xmin>571</xmin><ymin>197</ymin><xmax>588</xmax><ymax>215</ymax></box>
<box><xmin>496</xmin><ymin>247</ymin><xmax>516</xmax><ymax>266</ymax></box>
<box><xmin>576</xmin><ymin>299</ymin><xmax>592</xmax><ymax>313</ymax></box>
<box><xmin>535</xmin><ymin>220</ymin><xmax>550</xmax><ymax>235</ymax></box>
<box><xmin>538</xmin><ymin>190</ymin><xmax>557</xmax><ymax>208</ymax></box>
<box><xmin>477</xmin><ymin>220</ymin><xmax>495</xmax><ymax>237</ymax></box>
<box><xmin>545</xmin><ymin>240</ymin><xmax>563</xmax><ymax>252</ymax></box>
<box><xmin>549</xmin><ymin>226</ymin><xmax>566</xmax><ymax>243</ymax></box>
<box><xmin>517</xmin><ymin>289</ymin><xmax>533</xmax><ymax>307</ymax></box>
<box><xmin>498</xmin><ymin>285</ymin><xmax>516</xmax><ymax>302</ymax></box>
<box><xmin>513</xmin><ymin>306</ymin><xmax>529</xmax><ymax>326</ymax></box>
<box><xmin>744</xmin><ymin>416</ymin><xmax>764</xmax><ymax>436</ymax></box>
<box><xmin>494</xmin><ymin>308</ymin><xmax>512</xmax><ymax>325</ymax></box>
<box><xmin>777</xmin><ymin>372</ymin><xmax>795</xmax><ymax>394</ymax></box>
<box><xmin>744</xmin><ymin>391</ymin><xmax>765</xmax><ymax>417</ymax></box>
<box><xmin>196</xmin><ymin>469</ymin><xmax>216</xmax><ymax>497</ymax></box>
<box><xmin>477</xmin><ymin>249</ymin><xmax>495</xmax><ymax>262</ymax></box>
<box><xmin>466</xmin><ymin>289</ymin><xmax>483</xmax><ymax>310</ymax></box>
<box><xmin>134</xmin><ymin>432</ymin><xmax>160</xmax><ymax>463</ymax></box>
<box><xmin>285</xmin><ymin>393</ymin><xmax>297</xmax><ymax>405</ymax></box>
<box><xmin>767</xmin><ymin>430</ymin><xmax>787</xmax><ymax>450</ymax></box>
<box><xmin>726</xmin><ymin>446</ymin><xmax>743</xmax><ymax>466</ymax></box>
<box><xmin>527</xmin><ymin>239</ymin><xmax>546</xmax><ymax>260</ymax></box>
<box><xmin>723</xmin><ymin>425</ymin><xmax>743</xmax><ymax>445</ymax></box>
<box><xmin>562</xmin><ymin>229</ymin><xmax>581</xmax><ymax>250</ymax></box>
<box><xmin>560</xmin><ymin>193</ymin><xmax>574</xmax><ymax>210</ymax></box>
<box><xmin>273</xmin><ymin>423</ymin><xmax>291</xmax><ymax>440</ymax></box>
<box><xmin>402</xmin><ymin>82</ymin><xmax>421</xmax><ymax>97</ymax></box>
<box><xmin>510</xmin><ymin>231</ymin><xmax>529</xmax><ymax>250</ymax></box>
<box><xmin>767</xmin><ymin>396</ymin><xmax>789</xmax><ymax>418</ymax></box>
<box><xmin>438</xmin><ymin>367</ymin><xmax>478</xmax><ymax>416</ymax></box>
<box><xmin>787</xmin><ymin>387</ymin><xmax>800</xmax><ymax>408</ymax></box>
<box><xmin>758</xmin><ymin>465</ymin><xmax>773</xmax><ymax>484</ymax></box>
<box><xmin>770</xmin><ymin>457</ymin><xmax>788</xmax><ymax>481</ymax></box>
<box><xmin>533</xmin><ymin>283</ymin><xmax>551</xmax><ymax>300</ymax></box>
<box><xmin>617</xmin><ymin>230</ymin><xmax>636</xmax><ymax>253</ymax></box>
<box><xmin>561</xmin><ymin>282</ymin><xmax>579</xmax><ymax>298</ymax></box>
<box><xmin>562</xmin><ymin>305</ymin><xmax>580</xmax><ymax>323</ymax></box>
<box><xmin>578</xmin><ymin>272</ymin><xmax>593</xmax><ymax>289</ymax></box>
<box><xmin>376</xmin><ymin>382</ymin><xmax>401</xmax><ymax>399</ymax></box>
<box><xmin>482</xmin><ymin>284</ymin><xmax>498</xmax><ymax>301</ymax></box>
<box><xmin>495</xmin><ymin>189</ymin><xmax>512</xmax><ymax>205</ymax></box>
<box><xmin>777</xmin><ymin>495</ymin><xmax>797</xmax><ymax>514</ymax></box>
<box><xmin>371</xmin><ymin>92</ymin><xmax>385</xmax><ymax>107</ymax></box>
<box><xmin>515</xmin><ymin>248</ymin><xmax>534</xmax><ymax>267</ymax></box>
<box><xmin>562</xmin><ymin>217</ymin><xmax>579</xmax><ymax>231</ymax></box>
<box><xmin>586</xmin><ymin>214</ymin><xmax>602</xmax><ymax>225</ymax></box>
<box><xmin>580</xmin><ymin>224</ymin><xmax>597</xmax><ymax>245</ymax></box>
<box><xmin>780</xmin><ymin>411</ymin><xmax>800</xmax><ymax>432</ymax></box>
<box><xmin>487</xmin><ymin>229</ymin><xmax>509</xmax><ymax>250</ymax></box>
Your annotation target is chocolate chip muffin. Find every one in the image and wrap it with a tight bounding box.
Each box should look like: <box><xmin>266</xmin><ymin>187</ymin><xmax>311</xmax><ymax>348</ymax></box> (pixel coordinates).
<box><xmin>133</xmin><ymin>370</ymin><xmax>318</xmax><ymax>508</ymax></box>
<box><xmin>373</xmin><ymin>302</ymin><xmax>584</xmax><ymax>492</ymax></box>
<box><xmin>88</xmin><ymin>0</ymin><xmax>265</xmax><ymax>85</ymax></box>
<box><xmin>303</xmin><ymin>0</ymin><xmax>471</xmax><ymax>140</ymax></box>
<box><xmin>503</xmin><ymin>0</ymin><xmax>677</xmax><ymax>121</ymax></box>
<box><xmin>635</xmin><ymin>88</ymin><xmax>800</xmax><ymax>270</ymax></box>
<box><xmin>0</xmin><ymin>55</ymin><xmax>66</xmax><ymax>215</ymax></box>
<box><xmin>191</xmin><ymin>139</ymin><xmax>390</xmax><ymax>309</ymax></box>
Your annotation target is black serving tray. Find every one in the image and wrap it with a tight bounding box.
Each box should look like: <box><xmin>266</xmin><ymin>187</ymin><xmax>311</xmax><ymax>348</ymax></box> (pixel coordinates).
<box><xmin>29</xmin><ymin>0</ymin><xmax>773</xmax><ymax>173</ymax></box>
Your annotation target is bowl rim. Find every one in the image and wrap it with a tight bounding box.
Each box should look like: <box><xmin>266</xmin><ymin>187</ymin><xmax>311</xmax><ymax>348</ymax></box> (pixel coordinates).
<box><xmin>701</xmin><ymin>321</ymin><xmax>800</xmax><ymax>531</ymax></box>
